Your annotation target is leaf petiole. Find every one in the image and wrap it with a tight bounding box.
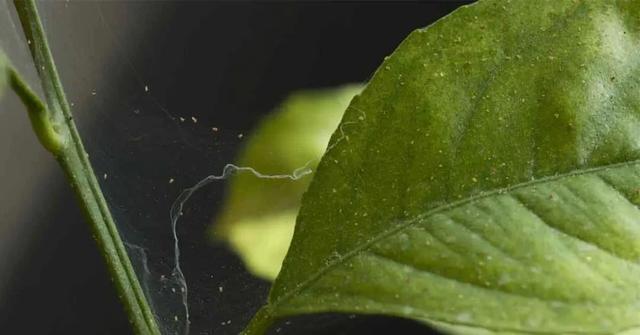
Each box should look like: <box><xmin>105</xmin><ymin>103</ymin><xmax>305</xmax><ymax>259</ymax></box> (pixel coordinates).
<box><xmin>7</xmin><ymin>66</ymin><xmax>64</xmax><ymax>154</ymax></box>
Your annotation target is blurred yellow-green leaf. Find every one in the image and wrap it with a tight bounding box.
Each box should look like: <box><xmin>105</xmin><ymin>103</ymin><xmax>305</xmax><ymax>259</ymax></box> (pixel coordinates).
<box><xmin>214</xmin><ymin>84</ymin><xmax>363</xmax><ymax>280</ymax></box>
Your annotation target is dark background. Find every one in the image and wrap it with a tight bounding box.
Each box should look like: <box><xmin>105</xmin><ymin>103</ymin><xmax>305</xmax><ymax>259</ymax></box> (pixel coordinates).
<box><xmin>0</xmin><ymin>2</ymin><xmax>471</xmax><ymax>334</ymax></box>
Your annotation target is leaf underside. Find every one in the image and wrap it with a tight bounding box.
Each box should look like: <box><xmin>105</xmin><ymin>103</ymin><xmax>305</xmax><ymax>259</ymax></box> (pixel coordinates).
<box><xmin>253</xmin><ymin>0</ymin><xmax>640</xmax><ymax>334</ymax></box>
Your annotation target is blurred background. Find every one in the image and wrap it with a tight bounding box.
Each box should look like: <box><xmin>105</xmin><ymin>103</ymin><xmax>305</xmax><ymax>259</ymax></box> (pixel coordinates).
<box><xmin>0</xmin><ymin>2</ymin><xmax>470</xmax><ymax>334</ymax></box>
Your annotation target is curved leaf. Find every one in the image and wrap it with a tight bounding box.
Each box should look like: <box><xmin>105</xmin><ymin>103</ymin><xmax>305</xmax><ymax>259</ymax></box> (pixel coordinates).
<box><xmin>246</xmin><ymin>0</ymin><xmax>640</xmax><ymax>334</ymax></box>
<box><xmin>215</xmin><ymin>85</ymin><xmax>362</xmax><ymax>280</ymax></box>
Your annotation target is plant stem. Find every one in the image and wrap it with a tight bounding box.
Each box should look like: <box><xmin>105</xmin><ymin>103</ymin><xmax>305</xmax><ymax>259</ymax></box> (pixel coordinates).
<box><xmin>11</xmin><ymin>1</ymin><xmax>161</xmax><ymax>334</ymax></box>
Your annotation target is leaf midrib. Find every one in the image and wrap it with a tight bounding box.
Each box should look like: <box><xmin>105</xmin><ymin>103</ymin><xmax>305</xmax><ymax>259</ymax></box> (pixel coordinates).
<box><xmin>290</xmin><ymin>280</ymin><xmax>640</xmax><ymax>335</ymax></box>
<box><xmin>269</xmin><ymin>158</ymin><xmax>640</xmax><ymax>313</ymax></box>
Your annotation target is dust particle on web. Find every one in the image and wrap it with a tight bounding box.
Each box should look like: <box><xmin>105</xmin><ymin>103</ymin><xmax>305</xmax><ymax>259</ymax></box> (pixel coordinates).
<box><xmin>103</xmin><ymin>173</ymin><xmax>108</xmax><ymax>180</ymax></box>
<box><xmin>218</xmin><ymin>286</ymin><xmax>224</xmax><ymax>293</ymax></box>
<box><xmin>169</xmin><ymin>178</ymin><xmax>174</xmax><ymax>184</ymax></box>
<box><xmin>144</xmin><ymin>85</ymin><xmax>149</xmax><ymax>92</ymax></box>
<box><xmin>212</xmin><ymin>127</ymin><xmax>219</xmax><ymax>132</ymax></box>
<box><xmin>179</xmin><ymin>117</ymin><xmax>185</xmax><ymax>122</ymax></box>
<box><xmin>191</xmin><ymin>116</ymin><xmax>198</xmax><ymax>123</ymax></box>
<box><xmin>237</xmin><ymin>133</ymin><xmax>244</xmax><ymax>139</ymax></box>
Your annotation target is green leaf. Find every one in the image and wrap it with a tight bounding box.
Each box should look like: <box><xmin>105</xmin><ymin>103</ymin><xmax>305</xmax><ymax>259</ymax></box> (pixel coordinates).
<box><xmin>244</xmin><ymin>0</ymin><xmax>640</xmax><ymax>334</ymax></box>
<box><xmin>215</xmin><ymin>85</ymin><xmax>363</xmax><ymax>280</ymax></box>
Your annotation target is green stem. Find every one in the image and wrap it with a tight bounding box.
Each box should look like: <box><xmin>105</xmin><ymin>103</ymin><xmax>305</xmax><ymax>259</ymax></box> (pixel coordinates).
<box><xmin>11</xmin><ymin>1</ymin><xmax>161</xmax><ymax>334</ymax></box>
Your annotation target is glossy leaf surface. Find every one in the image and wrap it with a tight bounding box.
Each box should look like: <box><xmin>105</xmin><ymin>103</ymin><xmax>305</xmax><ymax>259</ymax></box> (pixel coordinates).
<box><xmin>249</xmin><ymin>0</ymin><xmax>640</xmax><ymax>333</ymax></box>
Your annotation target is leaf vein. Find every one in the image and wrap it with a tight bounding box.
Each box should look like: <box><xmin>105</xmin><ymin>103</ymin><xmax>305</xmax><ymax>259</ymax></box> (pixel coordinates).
<box><xmin>271</xmin><ymin>159</ymin><xmax>640</xmax><ymax>311</ymax></box>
